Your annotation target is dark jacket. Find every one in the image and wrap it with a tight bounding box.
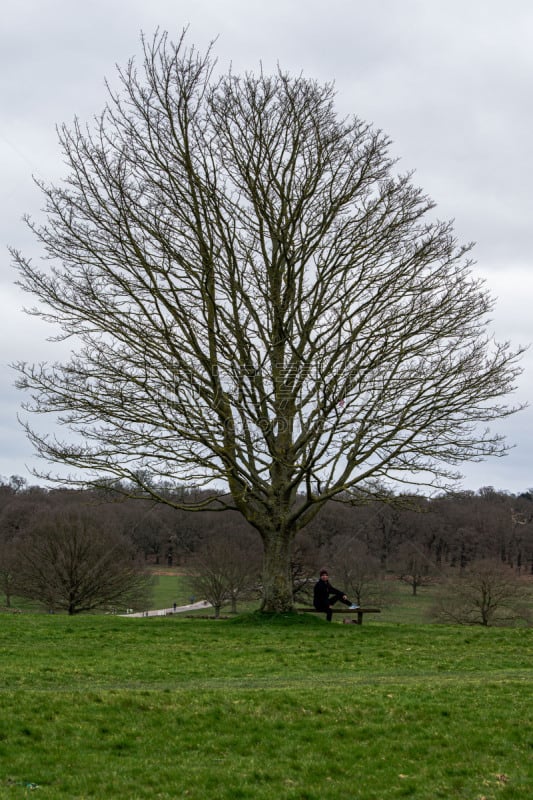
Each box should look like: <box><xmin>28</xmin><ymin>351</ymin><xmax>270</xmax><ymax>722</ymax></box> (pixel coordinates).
<box><xmin>313</xmin><ymin>578</ymin><xmax>344</xmax><ymax>610</ymax></box>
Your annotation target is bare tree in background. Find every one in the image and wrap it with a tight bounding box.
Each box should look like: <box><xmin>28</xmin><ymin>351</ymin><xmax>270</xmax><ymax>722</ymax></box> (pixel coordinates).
<box><xmin>397</xmin><ymin>540</ymin><xmax>434</xmax><ymax>596</ymax></box>
<box><xmin>0</xmin><ymin>540</ymin><xmax>19</xmax><ymax>608</ymax></box>
<box><xmin>331</xmin><ymin>539</ymin><xmax>388</xmax><ymax>607</ymax></box>
<box><xmin>190</xmin><ymin>533</ymin><xmax>261</xmax><ymax>617</ymax></box>
<box><xmin>15</xmin><ymin>510</ymin><xmax>152</xmax><ymax>614</ymax></box>
<box><xmin>0</xmin><ymin>480</ymin><xmax>49</xmax><ymax>607</ymax></box>
<box><xmin>431</xmin><ymin>560</ymin><xmax>532</xmax><ymax>626</ymax></box>
<box><xmin>11</xmin><ymin>31</ymin><xmax>523</xmax><ymax>612</ymax></box>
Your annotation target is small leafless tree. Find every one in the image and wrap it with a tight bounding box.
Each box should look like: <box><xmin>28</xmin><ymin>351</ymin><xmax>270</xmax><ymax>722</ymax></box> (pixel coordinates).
<box><xmin>396</xmin><ymin>541</ymin><xmax>434</xmax><ymax>596</ymax></box>
<box><xmin>330</xmin><ymin>539</ymin><xmax>389</xmax><ymax>606</ymax></box>
<box><xmin>12</xmin><ymin>31</ymin><xmax>523</xmax><ymax>612</ymax></box>
<box><xmin>15</xmin><ymin>510</ymin><xmax>152</xmax><ymax>614</ymax></box>
<box><xmin>190</xmin><ymin>533</ymin><xmax>261</xmax><ymax>617</ymax></box>
<box><xmin>431</xmin><ymin>560</ymin><xmax>532</xmax><ymax>626</ymax></box>
<box><xmin>0</xmin><ymin>540</ymin><xmax>19</xmax><ymax>607</ymax></box>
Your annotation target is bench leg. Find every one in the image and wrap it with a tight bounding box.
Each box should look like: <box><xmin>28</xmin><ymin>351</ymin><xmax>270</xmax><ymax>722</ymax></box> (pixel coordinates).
<box><xmin>357</xmin><ymin>611</ymin><xmax>363</xmax><ymax>625</ymax></box>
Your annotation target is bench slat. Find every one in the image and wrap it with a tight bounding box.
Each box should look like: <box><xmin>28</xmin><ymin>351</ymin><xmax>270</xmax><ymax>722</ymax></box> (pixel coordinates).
<box><xmin>297</xmin><ymin>608</ymin><xmax>380</xmax><ymax>613</ymax></box>
<box><xmin>297</xmin><ymin>607</ymin><xmax>380</xmax><ymax>625</ymax></box>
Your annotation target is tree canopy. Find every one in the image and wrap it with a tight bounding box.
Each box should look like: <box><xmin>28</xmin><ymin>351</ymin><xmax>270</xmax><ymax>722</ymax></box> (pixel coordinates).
<box><xmin>12</xmin><ymin>31</ymin><xmax>523</xmax><ymax>611</ymax></box>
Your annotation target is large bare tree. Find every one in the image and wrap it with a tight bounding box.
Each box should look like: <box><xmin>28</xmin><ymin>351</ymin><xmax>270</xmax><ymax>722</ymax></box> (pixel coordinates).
<box><xmin>11</xmin><ymin>32</ymin><xmax>523</xmax><ymax>612</ymax></box>
<box><xmin>14</xmin><ymin>510</ymin><xmax>152</xmax><ymax>615</ymax></box>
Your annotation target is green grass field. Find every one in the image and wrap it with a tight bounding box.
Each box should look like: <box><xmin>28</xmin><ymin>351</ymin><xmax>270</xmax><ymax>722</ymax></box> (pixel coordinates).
<box><xmin>149</xmin><ymin>570</ymin><xmax>193</xmax><ymax>609</ymax></box>
<box><xmin>0</xmin><ymin>611</ymin><xmax>531</xmax><ymax>799</ymax></box>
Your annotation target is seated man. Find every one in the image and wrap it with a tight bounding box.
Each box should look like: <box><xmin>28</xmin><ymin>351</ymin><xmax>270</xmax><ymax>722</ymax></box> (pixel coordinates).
<box><xmin>313</xmin><ymin>569</ymin><xmax>359</xmax><ymax>621</ymax></box>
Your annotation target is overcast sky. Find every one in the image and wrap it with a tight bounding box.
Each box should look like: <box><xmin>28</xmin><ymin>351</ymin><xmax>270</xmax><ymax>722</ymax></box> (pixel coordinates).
<box><xmin>1</xmin><ymin>0</ymin><xmax>532</xmax><ymax>493</ymax></box>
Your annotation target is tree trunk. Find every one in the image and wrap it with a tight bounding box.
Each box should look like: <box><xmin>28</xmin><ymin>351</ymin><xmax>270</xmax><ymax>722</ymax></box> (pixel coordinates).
<box><xmin>260</xmin><ymin>530</ymin><xmax>294</xmax><ymax>613</ymax></box>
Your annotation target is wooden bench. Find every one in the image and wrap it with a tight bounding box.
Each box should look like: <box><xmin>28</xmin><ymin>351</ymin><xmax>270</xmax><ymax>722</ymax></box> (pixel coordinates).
<box><xmin>297</xmin><ymin>607</ymin><xmax>381</xmax><ymax>625</ymax></box>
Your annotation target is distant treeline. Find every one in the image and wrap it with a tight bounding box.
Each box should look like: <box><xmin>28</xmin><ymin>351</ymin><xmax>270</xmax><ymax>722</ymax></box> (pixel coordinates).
<box><xmin>2</xmin><ymin>475</ymin><xmax>533</xmax><ymax>575</ymax></box>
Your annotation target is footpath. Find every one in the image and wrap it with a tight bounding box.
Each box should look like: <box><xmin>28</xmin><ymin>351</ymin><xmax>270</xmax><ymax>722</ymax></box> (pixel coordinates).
<box><xmin>120</xmin><ymin>600</ymin><xmax>211</xmax><ymax>618</ymax></box>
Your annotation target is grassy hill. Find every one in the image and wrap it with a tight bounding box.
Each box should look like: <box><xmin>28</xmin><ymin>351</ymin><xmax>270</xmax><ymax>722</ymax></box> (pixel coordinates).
<box><xmin>0</xmin><ymin>612</ymin><xmax>531</xmax><ymax>798</ymax></box>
